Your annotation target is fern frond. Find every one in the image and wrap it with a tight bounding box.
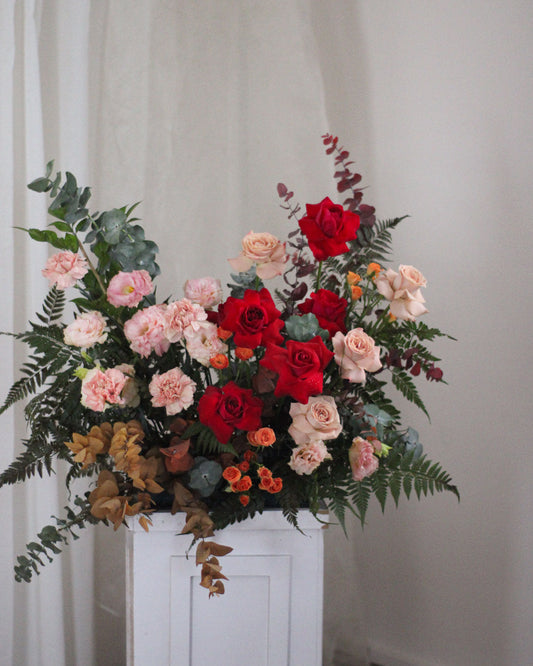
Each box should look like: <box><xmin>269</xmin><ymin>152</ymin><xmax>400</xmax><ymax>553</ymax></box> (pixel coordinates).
<box><xmin>391</xmin><ymin>369</ymin><xmax>429</xmax><ymax>417</ymax></box>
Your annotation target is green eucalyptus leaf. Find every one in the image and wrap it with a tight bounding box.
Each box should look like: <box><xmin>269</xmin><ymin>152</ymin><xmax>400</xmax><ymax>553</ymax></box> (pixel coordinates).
<box><xmin>101</xmin><ymin>209</ymin><xmax>127</xmax><ymax>244</ymax></box>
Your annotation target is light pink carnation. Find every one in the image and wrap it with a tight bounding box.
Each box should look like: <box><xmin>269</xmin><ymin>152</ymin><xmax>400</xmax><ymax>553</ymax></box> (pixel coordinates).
<box><xmin>184</xmin><ymin>277</ymin><xmax>223</xmax><ymax>309</ymax></box>
<box><xmin>64</xmin><ymin>311</ymin><xmax>107</xmax><ymax>348</ymax></box>
<box><xmin>164</xmin><ymin>299</ymin><xmax>208</xmax><ymax>343</ymax></box>
<box><xmin>183</xmin><ymin>321</ymin><xmax>228</xmax><ymax>366</ymax></box>
<box><xmin>149</xmin><ymin>367</ymin><xmax>196</xmax><ymax>415</ymax></box>
<box><xmin>375</xmin><ymin>265</ymin><xmax>428</xmax><ymax>321</ymax></box>
<box><xmin>228</xmin><ymin>231</ymin><xmax>287</xmax><ymax>280</ymax></box>
<box><xmin>107</xmin><ymin>270</ymin><xmax>154</xmax><ymax>308</ymax></box>
<box><xmin>80</xmin><ymin>367</ymin><xmax>127</xmax><ymax>412</ymax></box>
<box><xmin>332</xmin><ymin>328</ymin><xmax>382</xmax><ymax>384</ymax></box>
<box><xmin>289</xmin><ymin>395</ymin><xmax>342</xmax><ymax>445</ymax></box>
<box><xmin>124</xmin><ymin>305</ymin><xmax>170</xmax><ymax>358</ymax></box>
<box><xmin>42</xmin><ymin>251</ymin><xmax>88</xmax><ymax>290</ymax></box>
<box><xmin>348</xmin><ymin>436</ymin><xmax>379</xmax><ymax>481</ymax></box>
<box><xmin>288</xmin><ymin>439</ymin><xmax>332</xmax><ymax>475</ymax></box>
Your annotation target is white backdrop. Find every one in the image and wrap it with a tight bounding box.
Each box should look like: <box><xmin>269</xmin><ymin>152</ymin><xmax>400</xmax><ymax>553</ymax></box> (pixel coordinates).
<box><xmin>1</xmin><ymin>2</ymin><xmax>533</xmax><ymax>665</ymax></box>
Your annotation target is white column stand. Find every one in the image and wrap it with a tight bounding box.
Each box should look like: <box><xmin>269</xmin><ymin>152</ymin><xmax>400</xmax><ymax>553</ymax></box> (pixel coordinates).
<box><xmin>126</xmin><ymin>510</ymin><xmax>327</xmax><ymax>666</ymax></box>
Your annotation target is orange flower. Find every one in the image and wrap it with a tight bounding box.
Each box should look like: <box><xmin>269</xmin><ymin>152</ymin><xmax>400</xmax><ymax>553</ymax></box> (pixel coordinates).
<box><xmin>347</xmin><ymin>271</ymin><xmax>361</xmax><ymax>286</ymax></box>
<box><xmin>210</xmin><ymin>353</ymin><xmax>229</xmax><ymax>370</ymax></box>
<box><xmin>235</xmin><ymin>346</ymin><xmax>254</xmax><ymax>361</ymax></box>
<box><xmin>268</xmin><ymin>477</ymin><xmax>283</xmax><ymax>494</ymax></box>
<box><xmin>243</xmin><ymin>450</ymin><xmax>256</xmax><ymax>463</ymax></box>
<box><xmin>247</xmin><ymin>427</ymin><xmax>276</xmax><ymax>447</ymax></box>
<box><xmin>257</xmin><ymin>466</ymin><xmax>273</xmax><ymax>479</ymax></box>
<box><xmin>258</xmin><ymin>476</ymin><xmax>273</xmax><ymax>491</ymax></box>
<box><xmin>222</xmin><ymin>466</ymin><xmax>242</xmax><ymax>483</ymax></box>
<box><xmin>232</xmin><ymin>475</ymin><xmax>252</xmax><ymax>492</ymax></box>
<box><xmin>367</xmin><ymin>262</ymin><xmax>381</xmax><ymax>278</ymax></box>
<box><xmin>351</xmin><ymin>285</ymin><xmax>363</xmax><ymax>301</ymax></box>
<box><xmin>239</xmin><ymin>494</ymin><xmax>250</xmax><ymax>507</ymax></box>
<box><xmin>388</xmin><ymin>312</ymin><xmax>397</xmax><ymax>322</ymax></box>
<box><xmin>238</xmin><ymin>460</ymin><xmax>250</xmax><ymax>473</ymax></box>
<box><xmin>217</xmin><ymin>327</ymin><xmax>233</xmax><ymax>341</ymax></box>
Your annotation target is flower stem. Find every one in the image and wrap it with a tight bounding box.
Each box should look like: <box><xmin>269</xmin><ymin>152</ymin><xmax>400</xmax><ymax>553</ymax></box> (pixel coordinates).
<box><xmin>315</xmin><ymin>261</ymin><xmax>323</xmax><ymax>291</ymax></box>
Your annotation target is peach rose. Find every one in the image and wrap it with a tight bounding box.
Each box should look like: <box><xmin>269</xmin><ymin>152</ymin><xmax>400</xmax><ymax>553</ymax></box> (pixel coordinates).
<box><xmin>149</xmin><ymin>367</ymin><xmax>196</xmax><ymax>415</ymax></box>
<box><xmin>247</xmin><ymin>427</ymin><xmax>276</xmax><ymax>447</ymax></box>
<box><xmin>332</xmin><ymin>328</ymin><xmax>382</xmax><ymax>384</ymax></box>
<box><xmin>289</xmin><ymin>396</ymin><xmax>342</xmax><ymax>445</ymax></box>
<box><xmin>124</xmin><ymin>305</ymin><xmax>170</xmax><ymax>358</ymax></box>
<box><xmin>106</xmin><ymin>270</ymin><xmax>154</xmax><ymax>308</ymax></box>
<box><xmin>183</xmin><ymin>277</ymin><xmax>223</xmax><ymax>309</ymax></box>
<box><xmin>288</xmin><ymin>439</ymin><xmax>332</xmax><ymax>476</ymax></box>
<box><xmin>42</xmin><ymin>251</ymin><xmax>88</xmax><ymax>289</ymax></box>
<box><xmin>375</xmin><ymin>265</ymin><xmax>428</xmax><ymax>321</ymax></box>
<box><xmin>64</xmin><ymin>311</ymin><xmax>107</xmax><ymax>348</ymax></box>
<box><xmin>184</xmin><ymin>321</ymin><xmax>228</xmax><ymax>366</ymax></box>
<box><xmin>348</xmin><ymin>436</ymin><xmax>379</xmax><ymax>481</ymax></box>
<box><xmin>228</xmin><ymin>231</ymin><xmax>287</xmax><ymax>280</ymax></box>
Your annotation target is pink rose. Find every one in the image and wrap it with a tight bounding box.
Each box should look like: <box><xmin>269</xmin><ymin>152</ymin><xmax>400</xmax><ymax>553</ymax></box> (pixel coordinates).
<box><xmin>375</xmin><ymin>265</ymin><xmax>428</xmax><ymax>321</ymax></box>
<box><xmin>183</xmin><ymin>321</ymin><xmax>228</xmax><ymax>366</ymax></box>
<box><xmin>348</xmin><ymin>436</ymin><xmax>379</xmax><ymax>481</ymax></box>
<box><xmin>124</xmin><ymin>305</ymin><xmax>170</xmax><ymax>358</ymax></box>
<box><xmin>80</xmin><ymin>367</ymin><xmax>127</xmax><ymax>412</ymax></box>
<box><xmin>288</xmin><ymin>439</ymin><xmax>332</xmax><ymax>476</ymax></box>
<box><xmin>228</xmin><ymin>231</ymin><xmax>287</xmax><ymax>280</ymax></box>
<box><xmin>149</xmin><ymin>367</ymin><xmax>196</xmax><ymax>415</ymax></box>
<box><xmin>332</xmin><ymin>328</ymin><xmax>382</xmax><ymax>384</ymax></box>
<box><xmin>42</xmin><ymin>251</ymin><xmax>88</xmax><ymax>289</ymax></box>
<box><xmin>289</xmin><ymin>395</ymin><xmax>342</xmax><ymax>445</ymax></box>
<box><xmin>183</xmin><ymin>277</ymin><xmax>223</xmax><ymax>309</ymax></box>
<box><xmin>64</xmin><ymin>311</ymin><xmax>107</xmax><ymax>348</ymax></box>
<box><xmin>163</xmin><ymin>299</ymin><xmax>208</xmax><ymax>343</ymax></box>
<box><xmin>106</xmin><ymin>270</ymin><xmax>154</xmax><ymax>308</ymax></box>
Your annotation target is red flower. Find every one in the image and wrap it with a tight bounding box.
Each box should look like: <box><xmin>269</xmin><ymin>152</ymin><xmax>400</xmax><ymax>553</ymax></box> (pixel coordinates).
<box><xmin>218</xmin><ymin>288</ymin><xmax>284</xmax><ymax>349</ymax></box>
<box><xmin>260</xmin><ymin>336</ymin><xmax>334</xmax><ymax>404</ymax></box>
<box><xmin>198</xmin><ymin>381</ymin><xmax>263</xmax><ymax>444</ymax></box>
<box><xmin>299</xmin><ymin>197</ymin><xmax>360</xmax><ymax>260</ymax></box>
<box><xmin>297</xmin><ymin>288</ymin><xmax>348</xmax><ymax>337</ymax></box>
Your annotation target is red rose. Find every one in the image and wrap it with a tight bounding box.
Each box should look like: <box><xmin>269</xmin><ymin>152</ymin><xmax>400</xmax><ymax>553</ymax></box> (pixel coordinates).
<box><xmin>260</xmin><ymin>336</ymin><xmax>334</xmax><ymax>403</ymax></box>
<box><xmin>297</xmin><ymin>288</ymin><xmax>348</xmax><ymax>337</ymax></box>
<box><xmin>198</xmin><ymin>381</ymin><xmax>263</xmax><ymax>444</ymax></box>
<box><xmin>299</xmin><ymin>197</ymin><xmax>360</xmax><ymax>260</ymax></box>
<box><xmin>218</xmin><ymin>288</ymin><xmax>284</xmax><ymax>349</ymax></box>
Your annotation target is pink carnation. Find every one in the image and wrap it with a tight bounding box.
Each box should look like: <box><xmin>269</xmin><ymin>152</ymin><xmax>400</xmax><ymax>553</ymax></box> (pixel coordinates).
<box><xmin>63</xmin><ymin>311</ymin><xmax>107</xmax><ymax>348</ymax></box>
<box><xmin>183</xmin><ymin>321</ymin><xmax>228</xmax><ymax>366</ymax></box>
<box><xmin>107</xmin><ymin>270</ymin><xmax>154</xmax><ymax>308</ymax></box>
<box><xmin>348</xmin><ymin>436</ymin><xmax>379</xmax><ymax>481</ymax></box>
<box><xmin>288</xmin><ymin>439</ymin><xmax>332</xmax><ymax>476</ymax></box>
<box><xmin>183</xmin><ymin>277</ymin><xmax>223</xmax><ymax>309</ymax></box>
<box><xmin>332</xmin><ymin>328</ymin><xmax>382</xmax><ymax>384</ymax></box>
<box><xmin>80</xmin><ymin>367</ymin><xmax>127</xmax><ymax>412</ymax></box>
<box><xmin>42</xmin><ymin>251</ymin><xmax>88</xmax><ymax>290</ymax></box>
<box><xmin>164</xmin><ymin>299</ymin><xmax>208</xmax><ymax>343</ymax></box>
<box><xmin>124</xmin><ymin>305</ymin><xmax>170</xmax><ymax>358</ymax></box>
<box><xmin>149</xmin><ymin>367</ymin><xmax>196</xmax><ymax>415</ymax></box>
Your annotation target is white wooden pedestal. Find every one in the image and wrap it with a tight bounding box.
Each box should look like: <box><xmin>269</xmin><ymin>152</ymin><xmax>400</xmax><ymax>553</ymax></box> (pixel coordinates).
<box><xmin>126</xmin><ymin>510</ymin><xmax>326</xmax><ymax>666</ymax></box>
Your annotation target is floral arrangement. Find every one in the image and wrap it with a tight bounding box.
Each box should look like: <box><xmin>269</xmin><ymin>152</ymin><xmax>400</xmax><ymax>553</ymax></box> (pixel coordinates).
<box><xmin>0</xmin><ymin>135</ymin><xmax>458</xmax><ymax>596</ymax></box>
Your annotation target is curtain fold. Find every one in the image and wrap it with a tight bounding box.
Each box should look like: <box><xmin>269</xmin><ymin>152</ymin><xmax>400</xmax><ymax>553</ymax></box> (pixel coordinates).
<box><xmin>2</xmin><ymin>3</ymin><xmax>370</xmax><ymax>664</ymax></box>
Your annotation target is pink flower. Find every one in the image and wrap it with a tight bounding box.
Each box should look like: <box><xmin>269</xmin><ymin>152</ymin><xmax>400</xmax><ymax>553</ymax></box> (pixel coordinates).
<box><xmin>106</xmin><ymin>270</ymin><xmax>154</xmax><ymax>308</ymax></box>
<box><xmin>228</xmin><ymin>231</ymin><xmax>287</xmax><ymax>280</ymax></box>
<box><xmin>183</xmin><ymin>277</ymin><xmax>223</xmax><ymax>309</ymax></box>
<box><xmin>348</xmin><ymin>436</ymin><xmax>379</xmax><ymax>481</ymax></box>
<box><xmin>288</xmin><ymin>439</ymin><xmax>332</xmax><ymax>476</ymax></box>
<box><xmin>183</xmin><ymin>321</ymin><xmax>228</xmax><ymax>366</ymax></box>
<box><xmin>80</xmin><ymin>367</ymin><xmax>127</xmax><ymax>412</ymax></box>
<box><xmin>332</xmin><ymin>328</ymin><xmax>382</xmax><ymax>384</ymax></box>
<box><xmin>164</xmin><ymin>299</ymin><xmax>208</xmax><ymax>343</ymax></box>
<box><xmin>124</xmin><ymin>305</ymin><xmax>170</xmax><ymax>358</ymax></box>
<box><xmin>63</xmin><ymin>311</ymin><xmax>107</xmax><ymax>348</ymax></box>
<box><xmin>42</xmin><ymin>251</ymin><xmax>88</xmax><ymax>290</ymax></box>
<box><xmin>289</xmin><ymin>396</ymin><xmax>342</xmax><ymax>445</ymax></box>
<box><xmin>149</xmin><ymin>367</ymin><xmax>196</xmax><ymax>415</ymax></box>
<box><xmin>375</xmin><ymin>265</ymin><xmax>428</xmax><ymax>321</ymax></box>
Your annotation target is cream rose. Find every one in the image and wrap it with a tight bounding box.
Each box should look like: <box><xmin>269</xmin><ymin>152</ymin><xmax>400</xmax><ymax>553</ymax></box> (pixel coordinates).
<box><xmin>375</xmin><ymin>265</ymin><xmax>428</xmax><ymax>321</ymax></box>
<box><xmin>289</xmin><ymin>395</ymin><xmax>342</xmax><ymax>445</ymax></box>
<box><xmin>64</xmin><ymin>311</ymin><xmax>107</xmax><ymax>348</ymax></box>
<box><xmin>228</xmin><ymin>231</ymin><xmax>287</xmax><ymax>280</ymax></box>
<box><xmin>332</xmin><ymin>328</ymin><xmax>382</xmax><ymax>384</ymax></box>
